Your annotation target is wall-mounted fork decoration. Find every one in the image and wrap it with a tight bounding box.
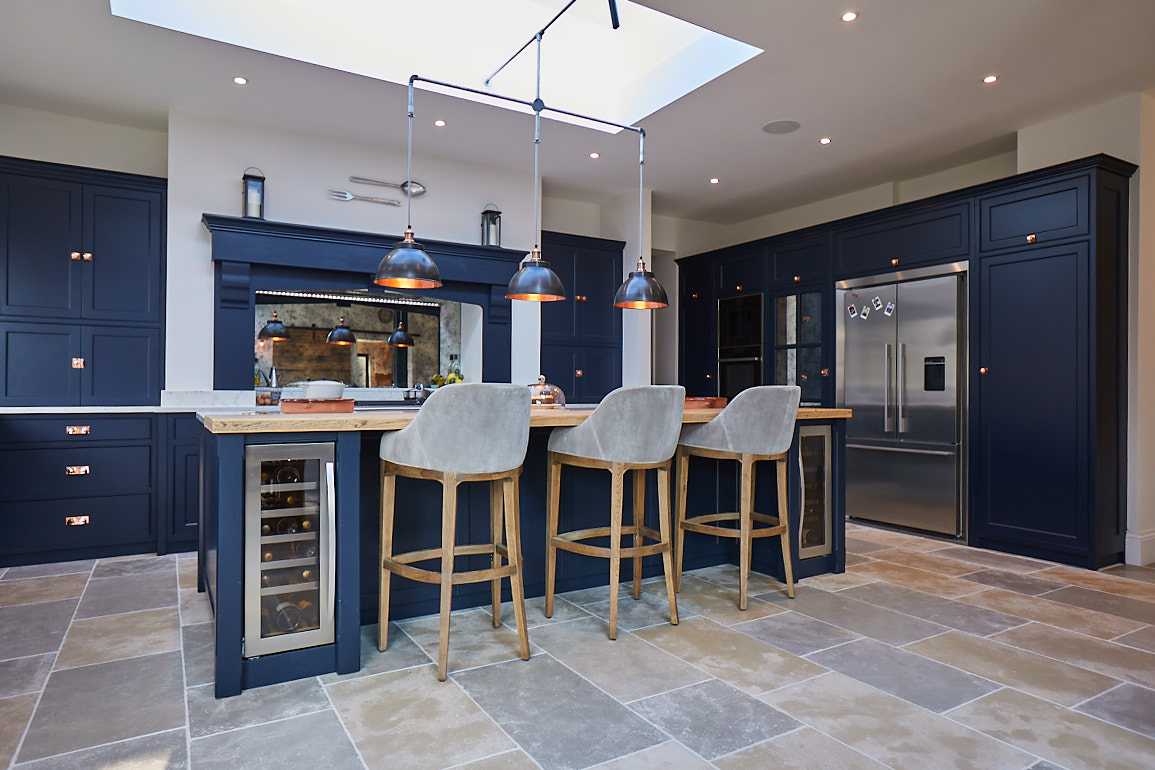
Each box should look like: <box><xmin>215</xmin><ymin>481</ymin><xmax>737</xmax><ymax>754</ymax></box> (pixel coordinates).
<box><xmin>328</xmin><ymin>189</ymin><xmax>401</xmax><ymax>206</ymax></box>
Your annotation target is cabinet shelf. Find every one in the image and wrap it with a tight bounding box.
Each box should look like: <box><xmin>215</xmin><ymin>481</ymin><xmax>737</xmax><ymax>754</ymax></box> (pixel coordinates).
<box><xmin>259</xmin><ymin>506</ymin><xmax>319</xmax><ymax>519</ymax></box>
<box><xmin>260</xmin><ymin>556</ymin><xmax>317</xmax><ymax>570</ymax></box>
<box><xmin>259</xmin><ymin>482</ymin><xmax>316</xmax><ymax>493</ymax></box>
<box><xmin>260</xmin><ymin>581</ymin><xmax>319</xmax><ymax>597</ymax></box>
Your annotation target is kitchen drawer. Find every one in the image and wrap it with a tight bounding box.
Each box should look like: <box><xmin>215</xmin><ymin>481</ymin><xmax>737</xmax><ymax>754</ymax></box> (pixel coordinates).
<box><xmin>0</xmin><ymin>445</ymin><xmax>152</xmax><ymax>501</ymax></box>
<box><xmin>0</xmin><ymin>415</ymin><xmax>152</xmax><ymax>445</ymax></box>
<box><xmin>834</xmin><ymin>202</ymin><xmax>970</xmax><ymax>277</ymax></box>
<box><xmin>979</xmin><ymin>175</ymin><xmax>1089</xmax><ymax>252</ymax></box>
<box><xmin>0</xmin><ymin>493</ymin><xmax>153</xmax><ymax>557</ymax></box>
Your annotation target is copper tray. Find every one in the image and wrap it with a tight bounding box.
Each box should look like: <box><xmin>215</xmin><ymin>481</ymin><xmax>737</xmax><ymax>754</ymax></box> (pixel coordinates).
<box><xmin>684</xmin><ymin>396</ymin><xmax>727</xmax><ymax>409</ymax></box>
<box><xmin>279</xmin><ymin>398</ymin><xmax>355</xmax><ymax>414</ymax></box>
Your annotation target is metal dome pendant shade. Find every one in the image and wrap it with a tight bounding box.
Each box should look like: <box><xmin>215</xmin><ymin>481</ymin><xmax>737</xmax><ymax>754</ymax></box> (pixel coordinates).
<box><xmin>374</xmin><ymin>80</ymin><xmax>442</xmax><ymax>290</ymax></box>
<box><xmin>387</xmin><ymin>320</ymin><xmax>414</xmax><ymax>347</ymax></box>
<box><xmin>326</xmin><ymin>317</ymin><xmax>356</xmax><ymax>346</ymax></box>
<box><xmin>258</xmin><ymin>311</ymin><xmax>289</xmax><ymax>340</ymax></box>
<box><xmin>614</xmin><ymin>258</ymin><xmax>668</xmax><ymax>308</ymax></box>
<box><xmin>507</xmin><ymin>248</ymin><xmax>566</xmax><ymax>301</ymax></box>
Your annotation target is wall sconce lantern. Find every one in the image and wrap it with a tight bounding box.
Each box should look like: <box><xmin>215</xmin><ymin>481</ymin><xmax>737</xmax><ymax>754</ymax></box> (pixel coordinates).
<box><xmin>481</xmin><ymin>204</ymin><xmax>502</xmax><ymax>247</ymax></box>
<box><xmin>242</xmin><ymin>167</ymin><xmax>265</xmax><ymax>219</ymax></box>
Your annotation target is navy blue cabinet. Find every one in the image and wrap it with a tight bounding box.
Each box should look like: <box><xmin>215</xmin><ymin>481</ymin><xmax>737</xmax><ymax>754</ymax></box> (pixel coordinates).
<box><xmin>715</xmin><ymin>247</ymin><xmax>763</xmax><ymax>298</ymax></box>
<box><xmin>0</xmin><ymin>175</ymin><xmax>83</xmax><ymax>317</ymax></box>
<box><xmin>158</xmin><ymin>414</ymin><xmax>201</xmax><ymax>554</ymax></box>
<box><xmin>833</xmin><ymin>201</ymin><xmax>971</xmax><ymax>277</ymax></box>
<box><xmin>83</xmin><ymin>185</ymin><xmax>164</xmax><ymax>323</ymax></box>
<box><xmin>677</xmin><ymin>255</ymin><xmax>716</xmax><ymax>397</ymax></box>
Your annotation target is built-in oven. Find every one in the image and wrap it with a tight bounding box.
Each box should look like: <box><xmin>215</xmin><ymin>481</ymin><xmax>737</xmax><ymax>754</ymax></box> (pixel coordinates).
<box><xmin>718</xmin><ymin>294</ymin><xmax>763</xmax><ymax>401</ymax></box>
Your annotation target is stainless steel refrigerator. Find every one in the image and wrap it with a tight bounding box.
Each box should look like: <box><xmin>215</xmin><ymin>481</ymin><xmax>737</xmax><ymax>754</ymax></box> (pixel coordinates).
<box><xmin>836</xmin><ymin>262</ymin><xmax>967</xmax><ymax>536</ymax></box>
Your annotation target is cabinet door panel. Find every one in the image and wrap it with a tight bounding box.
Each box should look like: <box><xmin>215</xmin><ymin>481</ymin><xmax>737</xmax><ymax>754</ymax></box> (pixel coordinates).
<box><xmin>0</xmin><ymin>494</ymin><xmax>153</xmax><ymax>557</ymax></box>
<box><xmin>0</xmin><ymin>321</ymin><xmax>81</xmax><ymax>405</ymax></box>
<box><xmin>834</xmin><ymin>203</ymin><xmax>970</xmax><ymax>276</ymax></box>
<box><xmin>0</xmin><ymin>445</ymin><xmax>153</xmax><ymax>501</ymax></box>
<box><xmin>83</xmin><ymin>185</ymin><xmax>163</xmax><ymax>322</ymax></box>
<box><xmin>980</xmin><ymin>176</ymin><xmax>1088</xmax><ymax>252</ymax></box>
<box><xmin>170</xmin><ymin>442</ymin><xmax>201</xmax><ymax>545</ymax></box>
<box><xmin>1</xmin><ymin>175</ymin><xmax>83</xmax><ymax>318</ymax></box>
<box><xmin>977</xmin><ymin>245</ymin><xmax>1087</xmax><ymax>548</ymax></box>
<box><xmin>573</xmin><ymin>245</ymin><xmax>621</xmax><ymax>343</ymax></box>
<box><xmin>575</xmin><ymin>347</ymin><xmax>620</xmax><ymax>404</ymax></box>
<box><xmin>539</xmin><ymin>243</ymin><xmax>577</xmax><ymax>339</ymax></box>
<box><xmin>539</xmin><ymin>348</ymin><xmax>578</xmax><ymax>406</ymax></box>
<box><xmin>82</xmin><ymin>326</ymin><xmax>161</xmax><ymax>405</ymax></box>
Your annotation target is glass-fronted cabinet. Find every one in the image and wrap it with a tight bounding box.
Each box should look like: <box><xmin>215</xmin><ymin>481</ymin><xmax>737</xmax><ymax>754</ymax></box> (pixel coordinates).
<box><xmin>773</xmin><ymin>291</ymin><xmax>824</xmax><ymax>405</ymax></box>
<box><xmin>798</xmin><ymin>426</ymin><xmax>832</xmax><ymax>558</ymax></box>
<box><xmin>244</xmin><ymin>443</ymin><xmax>335</xmax><ymax>657</ymax></box>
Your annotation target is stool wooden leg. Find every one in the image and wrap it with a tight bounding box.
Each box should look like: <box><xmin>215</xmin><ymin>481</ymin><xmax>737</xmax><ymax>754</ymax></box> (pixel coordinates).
<box><xmin>674</xmin><ymin>448</ymin><xmax>689</xmax><ymax>592</ymax></box>
<box><xmin>503</xmin><ymin>474</ymin><xmax>530</xmax><ymax>662</ymax></box>
<box><xmin>632</xmin><ymin>468</ymin><xmax>645</xmax><ymax>601</ymax></box>
<box><xmin>608</xmin><ymin>463</ymin><xmax>625</xmax><ymax>640</ymax></box>
<box><xmin>738</xmin><ymin>455</ymin><xmax>754</xmax><ymax>611</ymax></box>
<box><xmin>657</xmin><ymin>463</ymin><xmax>678</xmax><ymax>626</ymax></box>
<box><xmin>544</xmin><ymin>453</ymin><xmax>562</xmax><ymax>618</ymax></box>
<box><xmin>378</xmin><ymin>466</ymin><xmax>396</xmax><ymax>652</ymax></box>
<box><xmin>437</xmin><ymin>474</ymin><xmax>459</xmax><ymax>681</ymax></box>
<box><xmin>490</xmin><ymin>478</ymin><xmax>504</xmax><ymax>627</ymax></box>
<box><xmin>778</xmin><ymin>458</ymin><xmax>795</xmax><ymax>599</ymax></box>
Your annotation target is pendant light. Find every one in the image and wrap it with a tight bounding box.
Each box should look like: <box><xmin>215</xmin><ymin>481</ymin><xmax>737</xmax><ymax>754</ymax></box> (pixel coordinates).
<box><xmin>387</xmin><ymin>320</ymin><xmax>414</xmax><ymax>348</ymax></box>
<box><xmin>375</xmin><ymin>80</ymin><xmax>441</xmax><ymax>290</ymax></box>
<box><xmin>257</xmin><ymin>310</ymin><xmax>288</xmax><ymax>341</ymax></box>
<box><xmin>505</xmin><ymin>34</ymin><xmax>565</xmax><ymax>302</ymax></box>
<box><xmin>614</xmin><ymin>130</ymin><xmax>668</xmax><ymax>308</ymax></box>
<box><xmin>326</xmin><ymin>317</ymin><xmax>356</xmax><ymax>346</ymax></box>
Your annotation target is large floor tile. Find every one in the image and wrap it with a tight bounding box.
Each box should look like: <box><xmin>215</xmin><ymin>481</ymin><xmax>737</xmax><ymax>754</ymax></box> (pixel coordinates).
<box><xmin>991</xmin><ymin>622</ymin><xmax>1155</xmax><ymax>689</ymax></box>
<box><xmin>629</xmin><ymin>679</ymin><xmax>799</xmax><ymax>759</ymax></box>
<box><xmin>1076</xmin><ymin>683</ymin><xmax>1155</xmax><ymax>739</ymax></box>
<box><xmin>454</xmin><ymin>655</ymin><xmax>665</xmax><ymax>770</ymax></box>
<box><xmin>1113</xmin><ymin>624</ymin><xmax>1155</xmax><ymax>653</ymax></box>
<box><xmin>0</xmin><ymin>573</ymin><xmax>88</xmax><ymax>608</ymax></box>
<box><xmin>644</xmin><ymin>575</ymin><xmax>781</xmax><ymax>625</ymax></box>
<box><xmin>182</xmin><ymin>621</ymin><xmax>216</xmax><ymax>687</ymax></box>
<box><xmin>186</xmin><ymin>677</ymin><xmax>331</xmax><ymax>738</ymax></box>
<box><xmin>732</xmin><ymin>611</ymin><xmax>859</xmax><ymax>656</ymax></box>
<box><xmin>0</xmin><ymin>653</ymin><xmax>54</xmax><ymax>698</ymax></box>
<box><xmin>866</xmin><ymin>548</ymin><xmax>981</xmax><ymax>576</ymax></box>
<box><xmin>190</xmin><ymin>709</ymin><xmax>361</xmax><ymax>769</ymax></box>
<box><xmin>1101</xmin><ymin>563</ymin><xmax>1155</xmax><ymax>585</ymax></box>
<box><xmin>807</xmin><ymin>637</ymin><xmax>998</xmax><ymax>712</ymax></box>
<box><xmin>754</xmin><ymin>586</ymin><xmax>947</xmax><ymax>645</ymax></box>
<box><xmin>17</xmin><ymin>728</ymin><xmax>188</xmax><ymax>770</ymax></box>
<box><xmin>592</xmin><ymin>741</ymin><xmax>714</xmax><ymax>769</ymax></box>
<box><xmin>633</xmin><ymin>616</ymin><xmax>826</xmax><ymax>696</ymax></box>
<box><xmin>320</xmin><ymin>622</ymin><xmax>431</xmax><ymax>683</ymax></box>
<box><xmin>949</xmin><ymin>687</ymin><xmax>1155</xmax><ymax>770</ymax></box>
<box><xmin>714</xmin><ymin>726</ymin><xmax>887</xmax><ymax>769</ymax></box>
<box><xmin>583</xmin><ymin>590</ymin><xmax>686</xmax><ymax>633</ymax></box>
<box><xmin>1041</xmin><ymin>585</ymin><xmax>1155</xmax><ymax>625</ymax></box>
<box><xmin>17</xmin><ymin>651</ymin><xmax>185</xmax><ymax>762</ymax></box>
<box><xmin>529</xmin><ymin>616</ymin><xmax>707</xmax><ymax>702</ymax></box>
<box><xmin>931</xmin><ymin>545</ymin><xmax>1053</xmax><ymax>573</ymax></box>
<box><xmin>327</xmin><ymin>665</ymin><xmax>513</xmax><ymax>769</ymax></box>
<box><xmin>846</xmin><ymin>561</ymin><xmax>985</xmax><ymax>598</ymax></box>
<box><xmin>842</xmin><ymin>528</ymin><xmax>952</xmax><ymax>552</ymax></box>
<box><xmin>797</xmin><ymin>570</ymin><xmax>878</xmax><ymax>592</ymax></box>
<box><xmin>687</xmin><ymin>563</ymin><xmax>793</xmax><ymax>595</ymax></box>
<box><xmin>904</xmin><ymin>630</ymin><xmax>1118</xmax><ymax>706</ymax></box>
<box><xmin>494</xmin><ymin>594</ymin><xmax>592</xmax><ymax>629</ymax></box>
<box><xmin>0</xmin><ymin>560</ymin><xmax>93</xmax><ymax>581</ymax></box>
<box><xmin>74</xmin><ymin>572</ymin><xmax>177</xmax><ymax>620</ymax></box>
<box><xmin>178</xmin><ymin>556</ymin><xmax>199</xmax><ymax>590</ymax></box>
<box><xmin>845</xmin><ymin>537</ymin><xmax>891</xmax><ymax>554</ymax></box>
<box><xmin>763</xmin><ymin>672</ymin><xmax>1033</xmax><ymax>770</ymax></box>
<box><xmin>843</xmin><ymin>552</ymin><xmax>877</xmax><ymax>567</ymax></box>
<box><xmin>456</xmin><ymin>749</ymin><xmax>541</xmax><ymax>769</ymax></box>
<box><xmin>0</xmin><ymin>599</ymin><xmax>78</xmax><ymax>661</ymax></box>
<box><xmin>957</xmin><ymin>587</ymin><xmax>1146</xmax><ymax>639</ymax></box>
<box><xmin>1033</xmin><ymin>565</ymin><xmax>1155</xmax><ymax>603</ymax></box>
<box><xmin>179</xmin><ymin>588</ymin><xmax>213</xmax><ymax>625</ymax></box>
<box><xmin>55</xmin><ymin>607</ymin><xmax>180</xmax><ymax>670</ymax></box>
<box><xmin>960</xmin><ymin>568</ymin><xmax>1065</xmax><ymax>595</ymax></box>
<box><xmin>397</xmin><ymin>607</ymin><xmax>532</xmax><ymax>675</ymax></box>
<box><xmin>840</xmin><ymin>581</ymin><xmax>1027</xmax><ymax>636</ymax></box>
<box><xmin>91</xmin><ymin>554</ymin><xmax>175</xmax><ymax>579</ymax></box>
<box><xmin>0</xmin><ymin>693</ymin><xmax>37</xmax><ymax>767</ymax></box>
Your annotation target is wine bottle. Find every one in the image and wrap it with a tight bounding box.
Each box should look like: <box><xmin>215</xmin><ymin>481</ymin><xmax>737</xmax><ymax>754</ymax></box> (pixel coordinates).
<box><xmin>299</xmin><ymin>518</ymin><xmax>313</xmax><ymax>531</ymax></box>
<box><xmin>298</xmin><ymin>567</ymin><xmax>315</xmax><ymax>582</ymax></box>
<box><xmin>260</xmin><ymin>522</ymin><xmax>272</xmax><ymax>536</ymax></box>
<box><xmin>262</xmin><ymin>549</ymin><xmax>275</xmax><ymax>562</ymax></box>
<box><xmin>272</xmin><ymin>601</ymin><xmax>303</xmax><ymax>632</ymax></box>
<box><xmin>297</xmin><ymin>599</ymin><xmax>319</xmax><ymax>627</ymax></box>
<box><xmin>292</xmin><ymin>541</ymin><xmax>318</xmax><ymax>559</ymax></box>
<box><xmin>276</xmin><ymin>517</ymin><xmax>299</xmax><ymax>535</ymax></box>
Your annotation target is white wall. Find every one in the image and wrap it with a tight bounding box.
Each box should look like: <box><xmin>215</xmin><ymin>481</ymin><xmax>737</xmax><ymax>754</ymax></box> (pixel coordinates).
<box><xmin>1017</xmin><ymin>95</ymin><xmax>1142</xmax><ymax>172</ymax></box>
<box><xmin>164</xmin><ymin>110</ymin><xmax>536</xmax><ymax>390</ymax></box>
<box><xmin>896</xmin><ymin>152</ymin><xmax>1018</xmax><ymax>204</ymax></box>
<box><xmin>542</xmin><ymin>195</ymin><xmax>601</xmax><ymax>237</ymax></box>
<box><xmin>0</xmin><ymin>103</ymin><xmax>167</xmax><ymax>178</ymax></box>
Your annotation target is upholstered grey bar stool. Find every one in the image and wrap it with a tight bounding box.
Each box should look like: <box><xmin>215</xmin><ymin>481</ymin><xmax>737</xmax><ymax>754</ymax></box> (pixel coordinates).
<box><xmin>544</xmin><ymin>385</ymin><xmax>685</xmax><ymax>640</ymax></box>
<box><xmin>675</xmin><ymin>385</ymin><xmax>801</xmax><ymax>610</ymax></box>
<box><xmin>378</xmin><ymin>383</ymin><xmax>531</xmax><ymax>681</ymax></box>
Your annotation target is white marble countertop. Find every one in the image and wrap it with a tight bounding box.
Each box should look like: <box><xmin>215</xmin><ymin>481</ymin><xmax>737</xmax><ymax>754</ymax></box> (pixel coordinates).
<box><xmin>0</xmin><ymin>387</ymin><xmax>424</xmax><ymax>415</ymax></box>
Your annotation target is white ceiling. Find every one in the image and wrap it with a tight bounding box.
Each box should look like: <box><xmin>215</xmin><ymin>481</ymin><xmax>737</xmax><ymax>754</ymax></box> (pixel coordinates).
<box><xmin>2</xmin><ymin>0</ymin><xmax>1155</xmax><ymax>225</ymax></box>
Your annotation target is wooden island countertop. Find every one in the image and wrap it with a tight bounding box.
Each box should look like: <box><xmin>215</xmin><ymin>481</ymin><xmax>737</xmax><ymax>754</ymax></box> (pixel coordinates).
<box><xmin>200</xmin><ymin>405</ymin><xmax>852</xmax><ymax>434</ymax></box>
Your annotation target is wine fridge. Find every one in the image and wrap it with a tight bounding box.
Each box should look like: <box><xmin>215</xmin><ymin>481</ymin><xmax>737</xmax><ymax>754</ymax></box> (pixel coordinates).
<box><xmin>244</xmin><ymin>443</ymin><xmax>335</xmax><ymax>657</ymax></box>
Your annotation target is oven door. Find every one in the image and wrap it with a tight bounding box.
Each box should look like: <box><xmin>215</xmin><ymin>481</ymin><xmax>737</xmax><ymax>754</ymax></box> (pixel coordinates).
<box><xmin>718</xmin><ymin>356</ymin><xmax>762</xmax><ymax>401</ymax></box>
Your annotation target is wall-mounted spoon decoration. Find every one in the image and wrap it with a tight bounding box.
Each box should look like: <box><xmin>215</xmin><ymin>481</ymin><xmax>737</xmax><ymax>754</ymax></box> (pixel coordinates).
<box><xmin>328</xmin><ymin>189</ymin><xmax>402</xmax><ymax>206</ymax></box>
<box><xmin>349</xmin><ymin>176</ymin><xmax>427</xmax><ymax>196</ymax></box>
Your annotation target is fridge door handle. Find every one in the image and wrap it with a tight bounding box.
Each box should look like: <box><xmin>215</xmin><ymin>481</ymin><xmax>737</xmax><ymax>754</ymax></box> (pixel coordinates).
<box><xmin>883</xmin><ymin>343</ymin><xmax>893</xmax><ymax>432</ymax></box>
<box><xmin>325</xmin><ymin>461</ymin><xmax>336</xmax><ymax>630</ymax></box>
<box><xmin>897</xmin><ymin>342</ymin><xmax>907</xmax><ymax>433</ymax></box>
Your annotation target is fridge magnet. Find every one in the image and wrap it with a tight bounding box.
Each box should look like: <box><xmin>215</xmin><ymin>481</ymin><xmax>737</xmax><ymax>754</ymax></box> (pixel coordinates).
<box><xmin>884</xmin><ymin>301</ymin><xmax>895</xmax><ymax>317</ymax></box>
<box><xmin>872</xmin><ymin>296</ymin><xmax>883</xmax><ymax>310</ymax></box>
<box><xmin>860</xmin><ymin>305</ymin><xmax>871</xmax><ymax>319</ymax></box>
<box><xmin>847</xmin><ymin>304</ymin><xmax>858</xmax><ymax>318</ymax></box>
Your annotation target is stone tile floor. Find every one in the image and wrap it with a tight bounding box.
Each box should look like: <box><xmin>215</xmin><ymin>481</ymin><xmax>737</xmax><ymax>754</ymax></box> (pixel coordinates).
<box><xmin>2</xmin><ymin>522</ymin><xmax>1154</xmax><ymax>768</ymax></box>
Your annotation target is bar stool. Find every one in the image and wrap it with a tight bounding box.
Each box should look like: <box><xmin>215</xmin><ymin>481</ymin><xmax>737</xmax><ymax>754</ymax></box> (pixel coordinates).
<box><xmin>544</xmin><ymin>385</ymin><xmax>685</xmax><ymax>640</ymax></box>
<box><xmin>377</xmin><ymin>383</ymin><xmax>531</xmax><ymax>681</ymax></box>
<box><xmin>674</xmin><ymin>385</ymin><xmax>801</xmax><ymax>610</ymax></box>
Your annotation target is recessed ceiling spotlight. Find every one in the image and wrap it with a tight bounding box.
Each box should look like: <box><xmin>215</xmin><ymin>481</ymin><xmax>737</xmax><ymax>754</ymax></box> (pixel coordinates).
<box><xmin>841</xmin><ymin>11</ymin><xmax>858</xmax><ymax>22</ymax></box>
<box><xmin>433</xmin><ymin>119</ymin><xmax>446</xmax><ymax>127</ymax></box>
<box><xmin>983</xmin><ymin>74</ymin><xmax>998</xmax><ymax>84</ymax></box>
<box><xmin>819</xmin><ymin>137</ymin><xmax>832</xmax><ymax>145</ymax></box>
<box><xmin>709</xmin><ymin>178</ymin><xmax>720</xmax><ymax>185</ymax></box>
<box><xmin>589</xmin><ymin>152</ymin><xmax>600</xmax><ymax>159</ymax></box>
<box><xmin>762</xmin><ymin>120</ymin><xmax>801</xmax><ymax>135</ymax></box>
<box><xmin>233</xmin><ymin>76</ymin><xmax>248</xmax><ymax>85</ymax></box>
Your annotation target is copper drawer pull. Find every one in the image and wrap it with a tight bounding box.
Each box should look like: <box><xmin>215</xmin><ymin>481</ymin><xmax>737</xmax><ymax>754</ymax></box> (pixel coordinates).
<box><xmin>70</xmin><ymin>251</ymin><xmax>83</xmax><ymax>260</ymax></box>
<box><xmin>82</xmin><ymin>252</ymin><xmax>93</xmax><ymax>261</ymax></box>
<box><xmin>66</xmin><ymin>425</ymin><xmax>91</xmax><ymax>435</ymax></box>
<box><xmin>575</xmin><ymin>369</ymin><xmax>584</xmax><ymax>378</ymax></box>
<box><xmin>891</xmin><ymin>258</ymin><xmax>899</xmax><ymax>266</ymax></box>
<box><xmin>793</xmin><ymin>275</ymin><xmax>801</xmax><ymax>282</ymax></box>
<box><xmin>1026</xmin><ymin>234</ymin><xmax>1037</xmax><ymax>243</ymax></box>
<box><xmin>66</xmin><ymin>516</ymin><xmax>90</xmax><ymax>526</ymax></box>
<box><xmin>65</xmin><ymin>465</ymin><xmax>91</xmax><ymax>476</ymax></box>
<box><xmin>72</xmin><ymin>357</ymin><xmax>85</xmax><ymax>369</ymax></box>
<box><xmin>980</xmin><ymin>367</ymin><xmax>989</xmax><ymax>375</ymax></box>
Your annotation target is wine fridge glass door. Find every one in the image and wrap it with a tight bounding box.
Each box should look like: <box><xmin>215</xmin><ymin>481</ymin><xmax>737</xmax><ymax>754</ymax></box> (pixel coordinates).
<box><xmin>243</xmin><ymin>442</ymin><xmax>336</xmax><ymax>657</ymax></box>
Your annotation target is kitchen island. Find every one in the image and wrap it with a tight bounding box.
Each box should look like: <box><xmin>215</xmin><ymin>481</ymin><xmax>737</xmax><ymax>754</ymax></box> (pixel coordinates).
<box><xmin>198</xmin><ymin>404</ymin><xmax>849</xmax><ymax>696</ymax></box>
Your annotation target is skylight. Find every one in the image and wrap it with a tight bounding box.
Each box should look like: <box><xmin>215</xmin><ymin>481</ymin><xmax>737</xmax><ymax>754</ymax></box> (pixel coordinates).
<box><xmin>109</xmin><ymin>0</ymin><xmax>761</xmax><ymax>133</ymax></box>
